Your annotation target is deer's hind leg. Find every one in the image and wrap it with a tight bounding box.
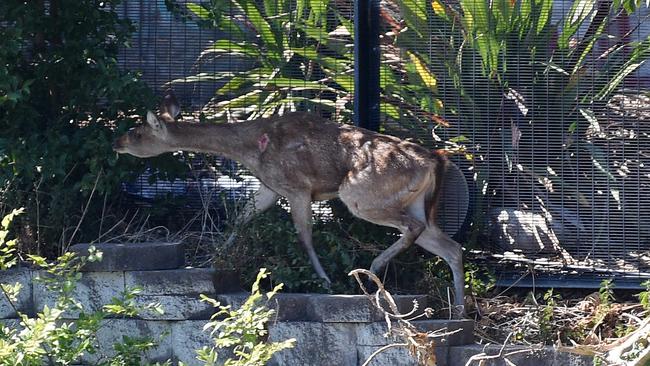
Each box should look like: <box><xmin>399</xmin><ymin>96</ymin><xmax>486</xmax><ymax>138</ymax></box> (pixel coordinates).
<box><xmin>338</xmin><ymin>174</ymin><xmax>429</xmax><ymax>276</ymax></box>
<box><xmin>415</xmin><ymin>226</ymin><xmax>465</xmax><ymax>316</ymax></box>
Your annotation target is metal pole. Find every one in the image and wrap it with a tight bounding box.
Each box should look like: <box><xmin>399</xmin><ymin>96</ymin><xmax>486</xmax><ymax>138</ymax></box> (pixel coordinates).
<box><xmin>354</xmin><ymin>0</ymin><xmax>380</xmax><ymax>131</ymax></box>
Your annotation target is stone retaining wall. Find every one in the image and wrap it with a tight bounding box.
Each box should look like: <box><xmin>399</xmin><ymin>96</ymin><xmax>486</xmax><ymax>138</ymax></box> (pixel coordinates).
<box><xmin>0</xmin><ymin>243</ymin><xmax>593</xmax><ymax>365</ymax></box>
<box><xmin>0</xmin><ymin>266</ymin><xmax>474</xmax><ymax>365</ymax></box>
<box><xmin>1</xmin><ymin>242</ymin><xmax>475</xmax><ymax>365</ymax></box>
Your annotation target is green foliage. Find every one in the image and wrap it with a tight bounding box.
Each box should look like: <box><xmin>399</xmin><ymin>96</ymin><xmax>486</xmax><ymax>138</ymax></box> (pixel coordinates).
<box><xmin>103</xmin><ymin>287</ymin><xmax>165</xmax><ymax>318</ymax></box>
<box><xmin>397</xmin><ymin>0</ymin><xmax>650</xmax><ymax>249</ymax></box>
<box><xmin>0</xmin><ymin>208</ymin><xmax>24</xmax><ymax>272</ymax></box>
<box><xmin>106</xmin><ymin>336</ymin><xmax>168</xmax><ymax>366</ymax></box>
<box><xmin>196</xmin><ymin>268</ymin><xmax>295</xmax><ymax>366</ymax></box>
<box><xmin>638</xmin><ymin>280</ymin><xmax>650</xmax><ymax>311</ymax></box>
<box><xmin>0</xmin><ymin>210</ymin><xmax>167</xmax><ymax>365</ymax></box>
<box><xmin>167</xmin><ymin>0</ymin><xmax>354</xmax><ymax>120</ymax></box>
<box><xmin>599</xmin><ymin>279</ymin><xmax>616</xmax><ymax>306</ymax></box>
<box><xmin>0</xmin><ymin>0</ymin><xmax>185</xmax><ymax>256</ymax></box>
<box><xmin>539</xmin><ymin>289</ymin><xmax>560</xmax><ymax>341</ymax></box>
<box><xmin>464</xmin><ymin>262</ymin><xmax>496</xmax><ymax>298</ymax></box>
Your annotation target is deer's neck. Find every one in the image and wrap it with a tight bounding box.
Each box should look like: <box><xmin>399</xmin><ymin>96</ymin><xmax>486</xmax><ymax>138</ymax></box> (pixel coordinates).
<box><xmin>165</xmin><ymin>121</ymin><xmax>262</xmax><ymax>168</ymax></box>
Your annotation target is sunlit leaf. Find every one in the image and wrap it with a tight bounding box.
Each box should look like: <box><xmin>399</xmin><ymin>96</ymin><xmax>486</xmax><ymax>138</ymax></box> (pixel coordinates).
<box><xmin>559</xmin><ymin>0</ymin><xmax>595</xmax><ymax>49</ymax></box>
<box><xmin>167</xmin><ymin>73</ymin><xmax>234</xmax><ymax>85</ymax></box>
<box><xmin>214</xmin><ymin>90</ymin><xmax>264</xmax><ymax>111</ymax></box>
<box><xmin>407</xmin><ymin>51</ymin><xmax>437</xmax><ymax>91</ymax></box>
<box><xmin>596</xmin><ymin>36</ymin><xmax>650</xmax><ymax>99</ymax></box>
<box><xmin>186</xmin><ymin>3</ymin><xmax>210</xmax><ymax>20</ymax></box>
<box><xmin>536</xmin><ymin>0</ymin><xmax>552</xmax><ymax>35</ymax></box>
<box><xmin>431</xmin><ymin>0</ymin><xmax>449</xmax><ymax>20</ymax></box>
<box><xmin>583</xmin><ymin>144</ymin><xmax>617</xmax><ymax>182</ymax></box>
<box><xmin>201</xmin><ymin>40</ymin><xmax>262</xmax><ymax>58</ymax></box>
<box><xmin>330</xmin><ymin>74</ymin><xmax>354</xmax><ymax>92</ymax></box>
<box><xmin>308</xmin><ymin>0</ymin><xmax>330</xmax><ymax>21</ymax></box>
<box><xmin>400</xmin><ymin>0</ymin><xmax>428</xmax><ymax>35</ymax></box>
<box><xmin>292</xmin><ymin>47</ymin><xmax>352</xmax><ymax>71</ymax></box>
<box><xmin>231</xmin><ymin>0</ymin><xmax>282</xmax><ymax>61</ymax></box>
<box><xmin>381</xmin><ymin>102</ymin><xmax>401</xmax><ymax>119</ymax></box>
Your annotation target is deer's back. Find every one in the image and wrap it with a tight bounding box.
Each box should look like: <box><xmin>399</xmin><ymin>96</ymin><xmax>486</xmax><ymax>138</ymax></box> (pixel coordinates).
<box><xmin>251</xmin><ymin>113</ymin><xmax>437</xmax><ymax>199</ymax></box>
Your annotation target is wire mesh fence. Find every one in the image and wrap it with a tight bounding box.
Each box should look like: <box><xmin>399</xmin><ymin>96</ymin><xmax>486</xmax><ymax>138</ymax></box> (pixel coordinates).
<box><xmin>115</xmin><ymin>0</ymin><xmax>650</xmax><ymax>286</ymax></box>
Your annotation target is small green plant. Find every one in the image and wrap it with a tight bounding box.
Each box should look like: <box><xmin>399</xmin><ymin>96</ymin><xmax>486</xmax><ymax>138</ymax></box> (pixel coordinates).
<box><xmin>464</xmin><ymin>262</ymin><xmax>496</xmax><ymax>298</ymax></box>
<box><xmin>196</xmin><ymin>268</ymin><xmax>295</xmax><ymax>366</ymax></box>
<box><xmin>637</xmin><ymin>280</ymin><xmax>650</xmax><ymax>311</ymax></box>
<box><xmin>539</xmin><ymin>288</ymin><xmax>560</xmax><ymax>342</ymax></box>
<box><xmin>0</xmin><ymin>209</ymin><xmax>167</xmax><ymax>365</ymax></box>
<box><xmin>599</xmin><ymin>279</ymin><xmax>616</xmax><ymax>306</ymax></box>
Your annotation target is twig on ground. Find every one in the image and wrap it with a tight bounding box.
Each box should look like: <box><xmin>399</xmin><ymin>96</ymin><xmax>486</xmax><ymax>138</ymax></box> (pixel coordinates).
<box><xmin>349</xmin><ymin>268</ymin><xmax>461</xmax><ymax>366</ymax></box>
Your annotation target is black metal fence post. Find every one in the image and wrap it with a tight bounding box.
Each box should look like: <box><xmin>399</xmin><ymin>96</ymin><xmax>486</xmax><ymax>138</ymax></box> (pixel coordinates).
<box><xmin>354</xmin><ymin>0</ymin><xmax>381</xmax><ymax>131</ymax></box>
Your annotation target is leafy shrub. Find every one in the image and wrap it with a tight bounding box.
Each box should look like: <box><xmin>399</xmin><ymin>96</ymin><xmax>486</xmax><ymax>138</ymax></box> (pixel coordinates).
<box><xmin>166</xmin><ymin>0</ymin><xmax>355</xmax><ymax>121</ymax></box>
<box><xmin>2</xmin><ymin>208</ymin><xmax>296</xmax><ymax>365</ymax></box>
<box><xmin>638</xmin><ymin>280</ymin><xmax>650</xmax><ymax>311</ymax></box>
<box><xmin>196</xmin><ymin>268</ymin><xmax>295</xmax><ymax>366</ymax></box>
<box><xmin>0</xmin><ymin>209</ymin><xmax>165</xmax><ymax>365</ymax></box>
<box><xmin>0</xmin><ymin>0</ymin><xmax>185</xmax><ymax>257</ymax></box>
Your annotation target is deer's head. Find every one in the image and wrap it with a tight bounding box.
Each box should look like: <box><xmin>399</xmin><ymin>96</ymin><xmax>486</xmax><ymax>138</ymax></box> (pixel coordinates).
<box><xmin>112</xmin><ymin>94</ymin><xmax>180</xmax><ymax>158</ymax></box>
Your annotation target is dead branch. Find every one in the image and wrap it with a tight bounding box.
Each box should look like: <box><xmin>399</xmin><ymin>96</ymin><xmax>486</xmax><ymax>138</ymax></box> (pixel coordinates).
<box><xmin>349</xmin><ymin>268</ymin><xmax>461</xmax><ymax>366</ymax></box>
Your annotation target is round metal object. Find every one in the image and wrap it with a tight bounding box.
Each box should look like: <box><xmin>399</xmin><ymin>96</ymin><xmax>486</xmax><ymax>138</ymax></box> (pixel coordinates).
<box><xmin>437</xmin><ymin>160</ymin><xmax>470</xmax><ymax>238</ymax></box>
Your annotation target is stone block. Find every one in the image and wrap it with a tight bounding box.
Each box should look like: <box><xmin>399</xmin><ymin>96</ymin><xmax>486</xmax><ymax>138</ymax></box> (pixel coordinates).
<box><xmin>488</xmin><ymin>208</ymin><xmax>569</xmax><ymax>256</ymax></box>
<box><xmin>268</xmin><ymin>322</ymin><xmax>357</xmax><ymax>366</ymax></box>
<box><xmin>447</xmin><ymin>345</ymin><xmax>594</xmax><ymax>366</ymax></box>
<box><xmin>125</xmin><ymin>268</ymin><xmax>214</xmax><ymax>296</ymax></box>
<box><xmin>170</xmin><ymin>320</ymin><xmax>212</xmax><ymax>366</ymax></box>
<box><xmin>358</xmin><ymin>345</ymin><xmax>453</xmax><ymax>366</ymax></box>
<box><xmin>79</xmin><ymin>319</ymin><xmax>172</xmax><ymax>365</ymax></box>
<box><xmin>357</xmin><ymin>345</ymin><xmax>420</xmax><ymax>366</ymax></box>
<box><xmin>214</xmin><ymin>293</ymin><xmax>433</xmax><ymax>323</ymax></box>
<box><xmin>302</xmin><ymin>294</ymin><xmax>430</xmax><ymax>323</ymax></box>
<box><xmin>215</xmin><ymin>293</ymin><xmax>323</xmax><ymax>322</ymax></box>
<box><xmin>211</xmin><ymin>269</ymin><xmax>242</xmax><ymax>293</ymax></box>
<box><xmin>70</xmin><ymin>242</ymin><xmax>184</xmax><ymax>272</ymax></box>
<box><xmin>170</xmin><ymin>320</ymin><xmax>236</xmax><ymax>366</ymax></box>
<box><xmin>214</xmin><ymin>292</ymin><xmax>248</xmax><ymax>310</ymax></box>
<box><xmin>135</xmin><ymin>294</ymin><xmax>215</xmax><ymax>320</ymax></box>
<box><xmin>416</xmin><ymin>319</ymin><xmax>475</xmax><ymax>347</ymax></box>
<box><xmin>306</xmin><ymin>294</ymin><xmax>374</xmax><ymax>322</ymax></box>
<box><xmin>215</xmin><ymin>293</ymin><xmax>313</xmax><ymax>321</ymax></box>
<box><xmin>269</xmin><ymin>293</ymin><xmax>312</xmax><ymax>321</ymax></box>
<box><xmin>33</xmin><ymin>271</ymin><xmax>124</xmax><ymax>318</ymax></box>
<box><xmin>356</xmin><ymin>319</ymin><xmax>474</xmax><ymax>347</ymax></box>
<box><xmin>0</xmin><ymin>268</ymin><xmax>33</xmax><ymax>318</ymax></box>
<box><xmin>374</xmin><ymin>295</ymin><xmax>430</xmax><ymax>321</ymax></box>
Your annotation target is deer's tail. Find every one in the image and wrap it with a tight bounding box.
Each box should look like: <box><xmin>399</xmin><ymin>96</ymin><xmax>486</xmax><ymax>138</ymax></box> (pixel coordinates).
<box><xmin>424</xmin><ymin>150</ymin><xmax>448</xmax><ymax>226</ymax></box>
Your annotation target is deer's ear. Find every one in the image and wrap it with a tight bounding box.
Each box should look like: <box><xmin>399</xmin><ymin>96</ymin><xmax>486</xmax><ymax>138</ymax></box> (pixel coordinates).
<box><xmin>160</xmin><ymin>93</ymin><xmax>180</xmax><ymax>119</ymax></box>
<box><xmin>146</xmin><ymin>111</ymin><xmax>165</xmax><ymax>131</ymax></box>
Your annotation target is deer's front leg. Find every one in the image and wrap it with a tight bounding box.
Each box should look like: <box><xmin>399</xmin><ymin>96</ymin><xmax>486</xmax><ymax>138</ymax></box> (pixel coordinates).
<box><xmin>288</xmin><ymin>194</ymin><xmax>331</xmax><ymax>284</ymax></box>
<box><xmin>224</xmin><ymin>184</ymin><xmax>279</xmax><ymax>248</ymax></box>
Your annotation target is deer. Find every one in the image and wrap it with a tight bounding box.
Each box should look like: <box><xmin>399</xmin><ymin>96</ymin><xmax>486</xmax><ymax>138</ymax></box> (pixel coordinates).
<box><xmin>113</xmin><ymin>94</ymin><xmax>466</xmax><ymax>315</ymax></box>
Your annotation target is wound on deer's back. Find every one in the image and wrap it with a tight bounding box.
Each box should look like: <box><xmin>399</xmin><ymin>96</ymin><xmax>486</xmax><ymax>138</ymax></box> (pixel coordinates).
<box><xmin>258</xmin><ymin>133</ymin><xmax>269</xmax><ymax>152</ymax></box>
